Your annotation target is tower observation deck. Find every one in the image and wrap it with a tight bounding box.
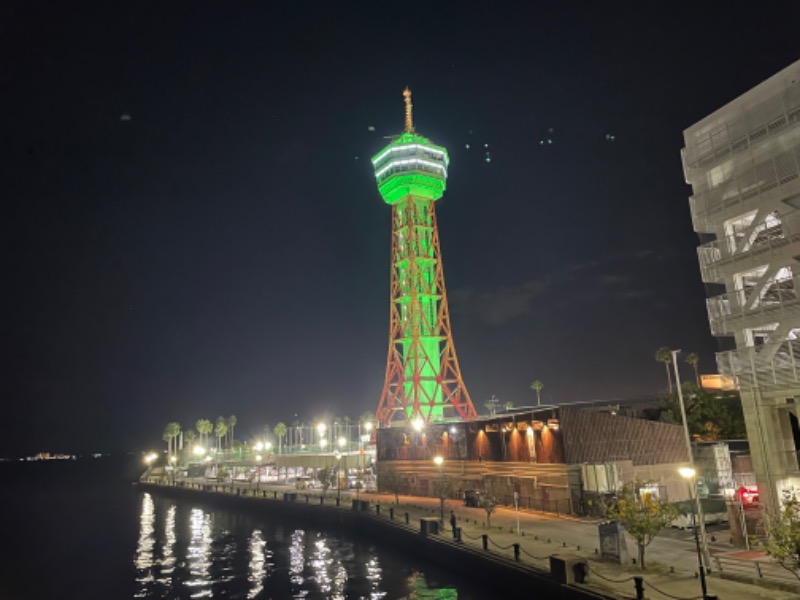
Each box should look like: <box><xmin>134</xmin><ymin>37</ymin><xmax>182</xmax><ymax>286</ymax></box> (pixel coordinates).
<box><xmin>372</xmin><ymin>89</ymin><xmax>477</xmax><ymax>426</ymax></box>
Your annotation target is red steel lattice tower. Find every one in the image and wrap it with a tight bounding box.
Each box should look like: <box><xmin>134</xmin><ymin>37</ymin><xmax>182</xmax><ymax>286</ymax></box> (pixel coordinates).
<box><xmin>372</xmin><ymin>89</ymin><xmax>477</xmax><ymax>426</ymax></box>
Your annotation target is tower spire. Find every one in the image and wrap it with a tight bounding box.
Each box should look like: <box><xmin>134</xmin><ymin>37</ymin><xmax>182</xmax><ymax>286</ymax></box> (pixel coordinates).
<box><xmin>403</xmin><ymin>87</ymin><xmax>414</xmax><ymax>133</ymax></box>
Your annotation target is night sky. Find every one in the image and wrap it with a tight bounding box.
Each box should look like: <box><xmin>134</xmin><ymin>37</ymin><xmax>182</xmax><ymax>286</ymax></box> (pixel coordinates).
<box><xmin>4</xmin><ymin>3</ymin><xmax>800</xmax><ymax>455</ymax></box>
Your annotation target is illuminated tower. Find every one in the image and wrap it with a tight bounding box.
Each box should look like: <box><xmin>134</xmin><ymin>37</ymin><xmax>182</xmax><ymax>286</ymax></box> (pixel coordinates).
<box><xmin>373</xmin><ymin>89</ymin><xmax>477</xmax><ymax>426</ymax></box>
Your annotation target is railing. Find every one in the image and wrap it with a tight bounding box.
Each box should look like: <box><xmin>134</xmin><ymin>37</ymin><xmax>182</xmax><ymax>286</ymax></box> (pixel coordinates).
<box><xmin>697</xmin><ymin>231</ymin><xmax>800</xmax><ymax>284</ymax></box>
<box><xmin>717</xmin><ymin>341</ymin><xmax>800</xmax><ymax>392</ymax></box>
<box><xmin>714</xmin><ymin>555</ymin><xmax>800</xmax><ymax>589</ymax></box>
<box><xmin>684</xmin><ymin>89</ymin><xmax>800</xmax><ymax>170</ymax></box>
<box><xmin>690</xmin><ymin>145</ymin><xmax>800</xmax><ymax>231</ymax></box>
<box><xmin>706</xmin><ymin>282</ymin><xmax>799</xmax><ymax>335</ymax></box>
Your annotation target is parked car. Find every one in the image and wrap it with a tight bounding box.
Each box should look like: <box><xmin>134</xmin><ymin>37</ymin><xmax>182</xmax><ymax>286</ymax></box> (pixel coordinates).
<box><xmin>463</xmin><ymin>489</ymin><xmax>482</xmax><ymax>507</ymax></box>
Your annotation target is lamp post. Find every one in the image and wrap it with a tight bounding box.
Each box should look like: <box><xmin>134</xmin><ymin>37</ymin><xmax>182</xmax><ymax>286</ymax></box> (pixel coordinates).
<box><xmin>169</xmin><ymin>455</ymin><xmax>177</xmax><ymax>485</ymax></box>
<box><xmin>434</xmin><ymin>455</ymin><xmax>445</xmax><ymax>524</ymax></box>
<box><xmin>335</xmin><ymin>451</ymin><xmax>342</xmax><ymax>505</ymax></box>
<box><xmin>680</xmin><ymin>467</ymin><xmax>709</xmax><ymax>599</ymax></box>
<box><xmin>671</xmin><ymin>349</ymin><xmax>712</xmax><ymax>570</ymax></box>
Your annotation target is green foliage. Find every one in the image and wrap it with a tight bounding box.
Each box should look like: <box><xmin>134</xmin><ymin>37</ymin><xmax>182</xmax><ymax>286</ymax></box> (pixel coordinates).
<box><xmin>317</xmin><ymin>466</ymin><xmax>335</xmax><ymax>498</ymax></box>
<box><xmin>274</xmin><ymin>422</ymin><xmax>287</xmax><ymax>454</ymax></box>
<box><xmin>214</xmin><ymin>417</ymin><xmax>228</xmax><ymax>449</ymax></box>
<box><xmin>661</xmin><ymin>382</ymin><xmax>746</xmax><ymax>440</ymax></box>
<box><xmin>761</xmin><ymin>490</ymin><xmax>800</xmax><ymax>578</ymax></box>
<box><xmin>605</xmin><ymin>480</ymin><xmax>678</xmax><ymax>569</ymax></box>
<box><xmin>378</xmin><ymin>464</ymin><xmax>403</xmax><ymax>504</ymax></box>
<box><xmin>655</xmin><ymin>347</ymin><xmax>674</xmax><ymax>393</ymax></box>
<box><xmin>196</xmin><ymin>419</ymin><xmax>213</xmax><ymax>445</ymax></box>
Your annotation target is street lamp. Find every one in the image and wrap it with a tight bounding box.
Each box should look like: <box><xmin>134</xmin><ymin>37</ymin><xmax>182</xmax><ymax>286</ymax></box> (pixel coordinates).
<box><xmin>434</xmin><ymin>455</ymin><xmax>445</xmax><ymax>524</ymax></box>
<box><xmin>338</xmin><ymin>436</ymin><xmax>346</xmax><ymax>450</ymax></box>
<box><xmin>169</xmin><ymin>455</ymin><xmax>177</xmax><ymax>485</ymax></box>
<box><xmin>335</xmin><ymin>451</ymin><xmax>342</xmax><ymax>505</ymax></box>
<box><xmin>680</xmin><ymin>467</ymin><xmax>710</xmax><ymax>599</ymax></box>
<box><xmin>671</xmin><ymin>349</ymin><xmax>711</xmax><ymax>570</ymax></box>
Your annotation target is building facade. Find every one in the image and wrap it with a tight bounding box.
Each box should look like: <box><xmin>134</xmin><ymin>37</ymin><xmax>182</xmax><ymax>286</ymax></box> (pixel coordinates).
<box><xmin>375</xmin><ymin>406</ymin><xmax>689</xmax><ymax>515</ymax></box>
<box><xmin>683</xmin><ymin>60</ymin><xmax>800</xmax><ymax>512</ymax></box>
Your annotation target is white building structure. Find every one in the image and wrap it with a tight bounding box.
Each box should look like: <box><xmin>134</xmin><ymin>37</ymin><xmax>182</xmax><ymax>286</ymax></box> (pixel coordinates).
<box><xmin>683</xmin><ymin>60</ymin><xmax>800</xmax><ymax>513</ymax></box>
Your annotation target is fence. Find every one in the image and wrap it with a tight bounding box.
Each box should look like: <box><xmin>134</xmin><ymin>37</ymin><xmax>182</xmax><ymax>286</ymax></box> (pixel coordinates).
<box><xmin>714</xmin><ymin>555</ymin><xmax>800</xmax><ymax>590</ymax></box>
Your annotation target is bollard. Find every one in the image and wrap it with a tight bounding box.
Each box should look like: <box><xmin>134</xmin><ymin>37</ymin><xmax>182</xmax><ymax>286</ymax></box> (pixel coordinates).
<box><xmin>405</xmin><ymin>512</ymin><xmax>410</xmax><ymax>525</ymax></box>
<box><xmin>263</xmin><ymin>490</ymin><xmax>267</xmax><ymax>498</ymax></box>
<box><xmin>633</xmin><ymin>576</ymin><xmax>644</xmax><ymax>600</ymax></box>
<box><xmin>454</xmin><ymin>527</ymin><xmax>462</xmax><ymax>542</ymax></box>
<box><xmin>389</xmin><ymin>507</ymin><xmax>394</xmax><ymax>520</ymax></box>
<box><xmin>320</xmin><ymin>496</ymin><xmax>324</xmax><ymax>505</ymax></box>
<box><xmin>481</xmin><ymin>535</ymin><xmax>489</xmax><ymax>551</ymax></box>
<box><xmin>336</xmin><ymin>497</ymin><xmax>340</xmax><ymax>507</ymax></box>
<box><xmin>513</xmin><ymin>543</ymin><xmax>520</xmax><ymax>561</ymax></box>
<box><xmin>376</xmin><ymin>504</ymin><xmax>381</xmax><ymax>516</ymax></box>
<box><xmin>306</xmin><ymin>495</ymin><xmax>309</xmax><ymax>503</ymax></box>
<box><xmin>274</xmin><ymin>491</ymin><xmax>278</xmax><ymax>499</ymax></box>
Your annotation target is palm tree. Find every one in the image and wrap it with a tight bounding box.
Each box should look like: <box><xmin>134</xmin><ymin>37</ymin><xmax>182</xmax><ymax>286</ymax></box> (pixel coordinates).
<box><xmin>656</xmin><ymin>347</ymin><xmax>674</xmax><ymax>393</ymax></box>
<box><xmin>185</xmin><ymin>429</ymin><xmax>197</xmax><ymax>450</ymax></box>
<box><xmin>196</xmin><ymin>419</ymin><xmax>213</xmax><ymax>448</ymax></box>
<box><xmin>163</xmin><ymin>422</ymin><xmax>181</xmax><ymax>457</ymax></box>
<box><xmin>274</xmin><ymin>422</ymin><xmax>287</xmax><ymax>455</ymax></box>
<box><xmin>215</xmin><ymin>417</ymin><xmax>228</xmax><ymax>452</ymax></box>
<box><xmin>227</xmin><ymin>415</ymin><xmax>237</xmax><ymax>447</ymax></box>
<box><xmin>485</xmin><ymin>395</ymin><xmax>499</xmax><ymax>417</ymax></box>
<box><xmin>262</xmin><ymin>423</ymin><xmax>271</xmax><ymax>445</ymax></box>
<box><xmin>686</xmin><ymin>352</ymin><xmax>700</xmax><ymax>386</ymax></box>
<box><xmin>530</xmin><ymin>380</ymin><xmax>544</xmax><ymax>406</ymax></box>
<box><xmin>504</xmin><ymin>401</ymin><xmax>514</xmax><ymax>411</ymax></box>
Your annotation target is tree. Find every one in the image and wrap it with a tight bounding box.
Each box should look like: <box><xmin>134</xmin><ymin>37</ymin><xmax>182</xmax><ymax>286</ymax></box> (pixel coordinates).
<box><xmin>433</xmin><ymin>475</ymin><xmax>454</xmax><ymax>524</ymax></box>
<box><xmin>227</xmin><ymin>415</ymin><xmax>237</xmax><ymax>447</ymax></box>
<box><xmin>761</xmin><ymin>490</ymin><xmax>800</xmax><ymax>579</ymax></box>
<box><xmin>661</xmin><ymin>382</ymin><xmax>746</xmax><ymax>440</ymax></box>
<box><xmin>378</xmin><ymin>464</ymin><xmax>403</xmax><ymax>504</ymax></box>
<box><xmin>317</xmin><ymin>466</ymin><xmax>336</xmax><ymax>499</ymax></box>
<box><xmin>503</xmin><ymin>401</ymin><xmax>514</xmax><ymax>411</ymax></box>
<box><xmin>605</xmin><ymin>480</ymin><xmax>678</xmax><ymax>569</ymax></box>
<box><xmin>479</xmin><ymin>493</ymin><xmax>498</xmax><ymax>528</ymax></box>
<box><xmin>214</xmin><ymin>417</ymin><xmax>228</xmax><ymax>452</ymax></box>
<box><xmin>274</xmin><ymin>422</ymin><xmax>287</xmax><ymax>455</ymax></box>
<box><xmin>196</xmin><ymin>419</ymin><xmax>213</xmax><ymax>448</ymax></box>
<box><xmin>655</xmin><ymin>347</ymin><xmax>674</xmax><ymax>394</ymax></box>
<box><xmin>262</xmin><ymin>423</ymin><xmax>271</xmax><ymax>445</ymax></box>
<box><xmin>185</xmin><ymin>429</ymin><xmax>197</xmax><ymax>450</ymax></box>
<box><xmin>485</xmin><ymin>395</ymin><xmax>499</xmax><ymax>417</ymax></box>
<box><xmin>163</xmin><ymin>422</ymin><xmax>181</xmax><ymax>457</ymax></box>
<box><xmin>530</xmin><ymin>380</ymin><xmax>544</xmax><ymax>406</ymax></box>
<box><xmin>685</xmin><ymin>352</ymin><xmax>700</xmax><ymax>386</ymax></box>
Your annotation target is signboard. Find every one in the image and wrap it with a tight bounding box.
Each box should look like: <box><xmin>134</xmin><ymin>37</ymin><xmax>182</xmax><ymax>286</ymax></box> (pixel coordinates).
<box><xmin>598</xmin><ymin>521</ymin><xmax>628</xmax><ymax>564</ymax></box>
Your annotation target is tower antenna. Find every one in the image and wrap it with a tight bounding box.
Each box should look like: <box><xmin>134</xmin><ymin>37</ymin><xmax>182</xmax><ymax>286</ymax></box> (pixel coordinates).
<box><xmin>403</xmin><ymin>87</ymin><xmax>414</xmax><ymax>133</ymax></box>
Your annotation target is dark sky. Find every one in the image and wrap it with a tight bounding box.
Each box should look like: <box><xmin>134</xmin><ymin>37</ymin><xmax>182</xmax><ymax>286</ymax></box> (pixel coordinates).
<box><xmin>4</xmin><ymin>2</ymin><xmax>800</xmax><ymax>455</ymax></box>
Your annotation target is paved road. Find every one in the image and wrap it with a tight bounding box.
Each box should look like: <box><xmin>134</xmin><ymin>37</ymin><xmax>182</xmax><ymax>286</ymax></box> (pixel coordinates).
<box><xmin>161</xmin><ymin>478</ymin><xmax>800</xmax><ymax>600</ymax></box>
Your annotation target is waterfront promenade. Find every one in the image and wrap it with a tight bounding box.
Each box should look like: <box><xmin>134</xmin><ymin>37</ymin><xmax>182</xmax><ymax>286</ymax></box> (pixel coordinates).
<box><xmin>140</xmin><ymin>475</ymin><xmax>799</xmax><ymax>600</ymax></box>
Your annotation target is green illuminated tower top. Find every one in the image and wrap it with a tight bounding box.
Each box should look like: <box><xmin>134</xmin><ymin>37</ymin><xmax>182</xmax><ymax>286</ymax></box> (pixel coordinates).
<box><xmin>371</xmin><ymin>88</ymin><xmax>450</xmax><ymax>204</ymax></box>
<box><xmin>372</xmin><ymin>89</ymin><xmax>476</xmax><ymax>425</ymax></box>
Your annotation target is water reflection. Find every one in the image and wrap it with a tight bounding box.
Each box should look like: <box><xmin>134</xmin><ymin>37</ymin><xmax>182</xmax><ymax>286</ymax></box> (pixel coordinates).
<box><xmin>132</xmin><ymin>492</ymin><xmax>473</xmax><ymax>599</ymax></box>
<box><xmin>186</xmin><ymin>508</ymin><xmax>213</xmax><ymax>597</ymax></box>
<box><xmin>247</xmin><ymin>529</ymin><xmax>268</xmax><ymax>599</ymax></box>
<box><xmin>134</xmin><ymin>493</ymin><xmax>155</xmax><ymax>595</ymax></box>
<box><xmin>157</xmin><ymin>504</ymin><xmax>176</xmax><ymax>584</ymax></box>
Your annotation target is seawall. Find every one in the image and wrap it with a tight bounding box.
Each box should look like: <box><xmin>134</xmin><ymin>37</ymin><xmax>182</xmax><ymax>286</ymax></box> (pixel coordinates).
<box><xmin>138</xmin><ymin>482</ymin><xmax>617</xmax><ymax>600</ymax></box>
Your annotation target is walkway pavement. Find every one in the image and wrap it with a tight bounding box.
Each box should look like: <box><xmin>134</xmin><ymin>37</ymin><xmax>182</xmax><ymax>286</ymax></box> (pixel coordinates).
<box><xmin>156</xmin><ymin>477</ymin><xmax>800</xmax><ymax>600</ymax></box>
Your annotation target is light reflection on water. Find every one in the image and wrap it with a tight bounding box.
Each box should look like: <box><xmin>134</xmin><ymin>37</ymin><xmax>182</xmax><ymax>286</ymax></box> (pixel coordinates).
<box><xmin>133</xmin><ymin>492</ymin><xmax>465</xmax><ymax>599</ymax></box>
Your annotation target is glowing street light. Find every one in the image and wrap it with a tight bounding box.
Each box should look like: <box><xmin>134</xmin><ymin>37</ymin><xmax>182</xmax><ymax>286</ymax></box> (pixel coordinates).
<box><xmin>144</xmin><ymin>452</ymin><xmax>158</xmax><ymax>465</ymax></box>
<box><xmin>433</xmin><ymin>455</ymin><xmax>444</xmax><ymax>467</ymax></box>
<box><xmin>320</xmin><ymin>438</ymin><xmax>328</xmax><ymax>450</ymax></box>
<box><xmin>338</xmin><ymin>436</ymin><xmax>346</xmax><ymax>448</ymax></box>
<box><xmin>254</xmin><ymin>441</ymin><xmax>264</xmax><ymax>452</ymax></box>
<box><xmin>413</xmin><ymin>418</ymin><xmax>424</xmax><ymax>432</ymax></box>
<box><xmin>433</xmin><ymin>455</ymin><xmax>445</xmax><ymax>524</ymax></box>
<box><xmin>255</xmin><ymin>454</ymin><xmax>263</xmax><ymax>462</ymax></box>
<box><xmin>265</xmin><ymin>442</ymin><xmax>272</xmax><ymax>452</ymax></box>
<box><xmin>364</xmin><ymin>421</ymin><xmax>373</xmax><ymax>432</ymax></box>
<box><xmin>680</xmin><ymin>467</ymin><xmax>710</xmax><ymax>599</ymax></box>
<box><xmin>193</xmin><ymin>445</ymin><xmax>206</xmax><ymax>457</ymax></box>
<box><xmin>317</xmin><ymin>423</ymin><xmax>326</xmax><ymax>437</ymax></box>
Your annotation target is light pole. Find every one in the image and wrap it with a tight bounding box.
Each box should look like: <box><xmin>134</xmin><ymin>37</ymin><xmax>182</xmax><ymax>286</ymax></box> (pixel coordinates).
<box><xmin>671</xmin><ymin>348</ymin><xmax>712</xmax><ymax>570</ymax></box>
<box><xmin>335</xmin><ymin>451</ymin><xmax>342</xmax><ymax>505</ymax></box>
<box><xmin>434</xmin><ymin>455</ymin><xmax>445</xmax><ymax>524</ymax></box>
<box><xmin>680</xmin><ymin>467</ymin><xmax>710</xmax><ymax>599</ymax></box>
<box><xmin>169</xmin><ymin>455</ymin><xmax>177</xmax><ymax>485</ymax></box>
